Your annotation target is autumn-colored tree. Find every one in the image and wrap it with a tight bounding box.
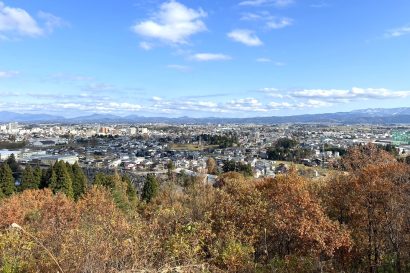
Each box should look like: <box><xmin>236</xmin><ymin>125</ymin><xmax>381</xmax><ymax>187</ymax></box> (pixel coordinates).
<box><xmin>326</xmin><ymin>144</ymin><xmax>410</xmax><ymax>272</ymax></box>
<box><xmin>206</xmin><ymin>157</ymin><xmax>217</xmax><ymax>174</ymax></box>
<box><xmin>341</xmin><ymin>143</ymin><xmax>396</xmax><ymax>171</ymax></box>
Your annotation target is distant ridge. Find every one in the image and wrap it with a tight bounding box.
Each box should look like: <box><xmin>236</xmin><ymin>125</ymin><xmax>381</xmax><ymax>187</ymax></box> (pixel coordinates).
<box><xmin>1</xmin><ymin>107</ymin><xmax>410</xmax><ymax>124</ymax></box>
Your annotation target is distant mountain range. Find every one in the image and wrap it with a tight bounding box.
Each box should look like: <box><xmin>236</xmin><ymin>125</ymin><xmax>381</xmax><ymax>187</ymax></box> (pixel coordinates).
<box><xmin>1</xmin><ymin>108</ymin><xmax>410</xmax><ymax>124</ymax></box>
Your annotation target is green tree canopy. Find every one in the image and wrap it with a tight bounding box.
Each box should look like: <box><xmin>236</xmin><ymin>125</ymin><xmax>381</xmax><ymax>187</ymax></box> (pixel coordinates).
<box><xmin>21</xmin><ymin>165</ymin><xmax>39</xmax><ymax>191</ymax></box>
<box><xmin>50</xmin><ymin>161</ymin><xmax>74</xmax><ymax>199</ymax></box>
<box><xmin>142</xmin><ymin>174</ymin><xmax>159</xmax><ymax>202</ymax></box>
<box><xmin>0</xmin><ymin>163</ymin><xmax>15</xmax><ymax>197</ymax></box>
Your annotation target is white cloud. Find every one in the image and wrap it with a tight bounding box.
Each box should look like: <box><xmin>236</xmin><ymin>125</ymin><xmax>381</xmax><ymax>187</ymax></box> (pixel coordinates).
<box><xmin>57</xmin><ymin>102</ymin><xmax>142</xmax><ymax>113</ymax></box>
<box><xmin>83</xmin><ymin>83</ymin><xmax>116</xmax><ymax>92</ymax></box>
<box><xmin>241</xmin><ymin>12</ymin><xmax>293</xmax><ymax>30</ymax></box>
<box><xmin>226</xmin><ymin>98</ymin><xmax>268</xmax><ymax>112</ymax></box>
<box><xmin>267</xmin><ymin>17</ymin><xmax>293</xmax><ymax>29</ymax></box>
<box><xmin>259</xmin><ymin>87</ymin><xmax>286</xmax><ymax>98</ymax></box>
<box><xmin>0</xmin><ymin>2</ymin><xmax>65</xmax><ymax>39</ymax></box>
<box><xmin>167</xmin><ymin>64</ymin><xmax>191</xmax><ymax>72</ymax></box>
<box><xmin>132</xmin><ymin>0</ymin><xmax>207</xmax><ymax>45</ymax></box>
<box><xmin>0</xmin><ymin>70</ymin><xmax>19</xmax><ymax>78</ymax></box>
<box><xmin>291</xmin><ymin>87</ymin><xmax>410</xmax><ymax>101</ymax></box>
<box><xmin>268</xmin><ymin>101</ymin><xmax>292</xmax><ymax>108</ymax></box>
<box><xmin>37</xmin><ymin>11</ymin><xmax>68</xmax><ymax>33</ymax></box>
<box><xmin>191</xmin><ymin>53</ymin><xmax>232</xmax><ymax>61</ymax></box>
<box><xmin>256</xmin><ymin>57</ymin><xmax>271</xmax><ymax>63</ymax></box>
<box><xmin>385</xmin><ymin>25</ymin><xmax>410</xmax><ymax>38</ymax></box>
<box><xmin>228</xmin><ymin>29</ymin><xmax>263</xmax><ymax>46</ymax></box>
<box><xmin>0</xmin><ymin>1</ymin><xmax>43</xmax><ymax>36</ymax></box>
<box><xmin>239</xmin><ymin>0</ymin><xmax>294</xmax><ymax>7</ymax></box>
<box><xmin>139</xmin><ymin>41</ymin><xmax>154</xmax><ymax>50</ymax></box>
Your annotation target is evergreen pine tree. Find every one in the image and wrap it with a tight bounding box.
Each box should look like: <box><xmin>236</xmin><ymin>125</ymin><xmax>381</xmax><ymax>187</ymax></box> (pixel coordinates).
<box><xmin>72</xmin><ymin>162</ymin><xmax>87</xmax><ymax>200</ymax></box>
<box><xmin>50</xmin><ymin>161</ymin><xmax>74</xmax><ymax>199</ymax></box>
<box><xmin>93</xmin><ymin>172</ymin><xmax>106</xmax><ymax>186</ymax></box>
<box><xmin>6</xmin><ymin>154</ymin><xmax>20</xmax><ymax>180</ymax></box>
<box><xmin>123</xmin><ymin>175</ymin><xmax>137</xmax><ymax>202</ymax></box>
<box><xmin>142</xmin><ymin>174</ymin><xmax>159</xmax><ymax>202</ymax></box>
<box><xmin>33</xmin><ymin>166</ymin><xmax>42</xmax><ymax>188</ymax></box>
<box><xmin>93</xmin><ymin>172</ymin><xmax>115</xmax><ymax>189</ymax></box>
<box><xmin>40</xmin><ymin>167</ymin><xmax>52</xmax><ymax>189</ymax></box>
<box><xmin>0</xmin><ymin>163</ymin><xmax>16</xmax><ymax>197</ymax></box>
<box><xmin>21</xmin><ymin>165</ymin><xmax>39</xmax><ymax>191</ymax></box>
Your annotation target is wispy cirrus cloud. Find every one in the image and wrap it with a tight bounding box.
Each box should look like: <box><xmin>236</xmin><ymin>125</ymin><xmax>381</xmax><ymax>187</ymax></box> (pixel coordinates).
<box><xmin>266</xmin><ymin>17</ymin><xmax>293</xmax><ymax>29</ymax></box>
<box><xmin>239</xmin><ymin>0</ymin><xmax>294</xmax><ymax>8</ymax></box>
<box><xmin>190</xmin><ymin>53</ymin><xmax>232</xmax><ymax>61</ymax></box>
<box><xmin>132</xmin><ymin>0</ymin><xmax>207</xmax><ymax>46</ymax></box>
<box><xmin>167</xmin><ymin>64</ymin><xmax>191</xmax><ymax>72</ymax></box>
<box><xmin>37</xmin><ymin>11</ymin><xmax>69</xmax><ymax>33</ymax></box>
<box><xmin>385</xmin><ymin>25</ymin><xmax>410</xmax><ymax>38</ymax></box>
<box><xmin>241</xmin><ymin>11</ymin><xmax>293</xmax><ymax>29</ymax></box>
<box><xmin>291</xmin><ymin>87</ymin><xmax>410</xmax><ymax>101</ymax></box>
<box><xmin>228</xmin><ymin>29</ymin><xmax>263</xmax><ymax>46</ymax></box>
<box><xmin>0</xmin><ymin>70</ymin><xmax>19</xmax><ymax>78</ymax></box>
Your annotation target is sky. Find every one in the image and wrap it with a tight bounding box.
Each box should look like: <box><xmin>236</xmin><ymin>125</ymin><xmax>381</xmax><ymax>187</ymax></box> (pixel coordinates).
<box><xmin>0</xmin><ymin>0</ymin><xmax>410</xmax><ymax>118</ymax></box>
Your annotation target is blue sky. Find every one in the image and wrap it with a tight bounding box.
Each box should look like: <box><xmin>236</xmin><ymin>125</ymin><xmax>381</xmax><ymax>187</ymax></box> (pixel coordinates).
<box><xmin>0</xmin><ymin>0</ymin><xmax>410</xmax><ymax>117</ymax></box>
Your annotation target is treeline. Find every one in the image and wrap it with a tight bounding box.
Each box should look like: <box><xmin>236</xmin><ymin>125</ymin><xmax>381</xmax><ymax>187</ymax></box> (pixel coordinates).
<box><xmin>1</xmin><ymin>145</ymin><xmax>410</xmax><ymax>272</ymax></box>
<box><xmin>222</xmin><ymin>160</ymin><xmax>253</xmax><ymax>177</ymax></box>
<box><xmin>267</xmin><ymin>138</ymin><xmax>312</xmax><ymax>161</ymax></box>
<box><xmin>0</xmin><ymin>141</ymin><xmax>26</xmax><ymax>150</ymax></box>
<box><xmin>198</xmin><ymin>133</ymin><xmax>238</xmax><ymax>148</ymax></box>
<box><xmin>0</xmin><ymin>157</ymin><xmax>140</xmax><ymax>209</ymax></box>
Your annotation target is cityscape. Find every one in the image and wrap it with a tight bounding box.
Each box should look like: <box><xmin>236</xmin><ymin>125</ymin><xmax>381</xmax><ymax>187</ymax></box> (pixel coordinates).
<box><xmin>1</xmin><ymin>121</ymin><xmax>410</xmax><ymax>182</ymax></box>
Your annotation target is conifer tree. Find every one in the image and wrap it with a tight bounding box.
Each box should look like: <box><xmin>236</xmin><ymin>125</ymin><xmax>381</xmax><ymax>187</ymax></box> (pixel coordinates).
<box><xmin>50</xmin><ymin>161</ymin><xmax>74</xmax><ymax>199</ymax></box>
<box><xmin>93</xmin><ymin>172</ymin><xmax>115</xmax><ymax>189</ymax></box>
<box><xmin>6</xmin><ymin>153</ymin><xmax>21</xmax><ymax>180</ymax></box>
<box><xmin>33</xmin><ymin>166</ymin><xmax>42</xmax><ymax>188</ymax></box>
<box><xmin>21</xmin><ymin>165</ymin><xmax>39</xmax><ymax>191</ymax></box>
<box><xmin>72</xmin><ymin>162</ymin><xmax>87</xmax><ymax>200</ymax></box>
<box><xmin>123</xmin><ymin>175</ymin><xmax>137</xmax><ymax>202</ymax></box>
<box><xmin>142</xmin><ymin>174</ymin><xmax>159</xmax><ymax>202</ymax></box>
<box><xmin>0</xmin><ymin>163</ymin><xmax>16</xmax><ymax>197</ymax></box>
<box><xmin>40</xmin><ymin>167</ymin><xmax>52</xmax><ymax>189</ymax></box>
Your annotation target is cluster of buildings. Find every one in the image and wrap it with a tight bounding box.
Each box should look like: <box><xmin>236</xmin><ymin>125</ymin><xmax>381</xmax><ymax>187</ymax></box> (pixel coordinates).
<box><xmin>1</xmin><ymin>122</ymin><xmax>409</xmax><ymax>180</ymax></box>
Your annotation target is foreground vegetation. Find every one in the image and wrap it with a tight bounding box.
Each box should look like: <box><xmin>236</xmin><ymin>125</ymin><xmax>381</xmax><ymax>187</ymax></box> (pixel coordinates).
<box><xmin>0</xmin><ymin>144</ymin><xmax>410</xmax><ymax>272</ymax></box>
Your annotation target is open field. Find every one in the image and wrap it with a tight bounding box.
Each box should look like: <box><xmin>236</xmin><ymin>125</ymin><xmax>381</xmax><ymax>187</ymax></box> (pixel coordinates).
<box><xmin>168</xmin><ymin>143</ymin><xmax>219</xmax><ymax>151</ymax></box>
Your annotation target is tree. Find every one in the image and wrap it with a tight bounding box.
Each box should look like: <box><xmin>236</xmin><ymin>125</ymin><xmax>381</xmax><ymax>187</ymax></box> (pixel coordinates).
<box><xmin>71</xmin><ymin>162</ymin><xmax>88</xmax><ymax>200</ymax></box>
<box><xmin>21</xmin><ymin>165</ymin><xmax>39</xmax><ymax>191</ymax></box>
<box><xmin>123</xmin><ymin>175</ymin><xmax>137</xmax><ymax>203</ymax></box>
<box><xmin>33</xmin><ymin>166</ymin><xmax>42</xmax><ymax>188</ymax></box>
<box><xmin>93</xmin><ymin>173</ymin><xmax>115</xmax><ymax>189</ymax></box>
<box><xmin>341</xmin><ymin>143</ymin><xmax>396</xmax><ymax>171</ymax></box>
<box><xmin>6</xmin><ymin>153</ymin><xmax>21</xmax><ymax>180</ymax></box>
<box><xmin>166</xmin><ymin>160</ymin><xmax>176</xmax><ymax>181</ymax></box>
<box><xmin>206</xmin><ymin>157</ymin><xmax>217</xmax><ymax>174</ymax></box>
<box><xmin>326</xmin><ymin>146</ymin><xmax>410</xmax><ymax>272</ymax></box>
<box><xmin>0</xmin><ymin>163</ymin><xmax>16</xmax><ymax>197</ymax></box>
<box><xmin>222</xmin><ymin>160</ymin><xmax>253</xmax><ymax>177</ymax></box>
<box><xmin>142</xmin><ymin>174</ymin><xmax>159</xmax><ymax>202</ymax></box>
<box><xmin>50</xmin><ymin>161</ymin><xmax>74</xmax><ymax>199</ymax></box>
